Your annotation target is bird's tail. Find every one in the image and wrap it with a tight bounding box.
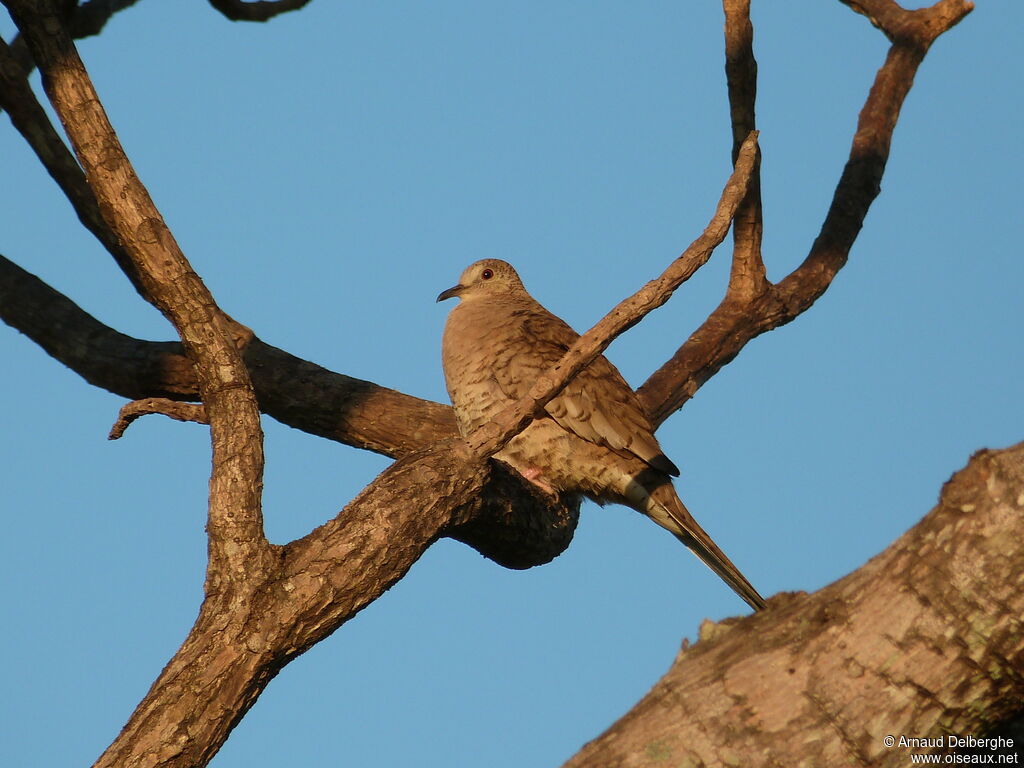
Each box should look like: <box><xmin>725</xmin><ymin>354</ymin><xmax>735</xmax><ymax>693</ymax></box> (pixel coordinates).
<box><xmin>647</xmin><ymin>483</ymin><xmax>766</xmax><ymax>612</ymax></box>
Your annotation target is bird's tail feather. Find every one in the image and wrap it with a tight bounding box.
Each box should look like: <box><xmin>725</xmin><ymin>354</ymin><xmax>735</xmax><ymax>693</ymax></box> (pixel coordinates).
<box><xmin>648</xmin><ymin>484</ymin><xmax>766</xmax><ymax>612</ymax></box>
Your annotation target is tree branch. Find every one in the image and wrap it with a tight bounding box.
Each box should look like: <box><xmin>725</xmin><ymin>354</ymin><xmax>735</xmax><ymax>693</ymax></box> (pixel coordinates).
<box><xmin>723</xmin><ymin>0</ymin><xmax>767</xmax><ymax>301</ymax></box>
<box><xmin>0</xmin><ymin>253</ymin><xmax>455</xmax><ymax>457</ymax></box>
<box><xmin>0</xmin><ymin>33</ymin><xmax>147</xmax><ymax>291</ymax></box>
<box><xmin>71</xmin><ymin>0</ymin><xmax>143</xmax><ymax>36</ymax></box>
<box><xmin>566</xmin><ymin>440</ymin><xmax>1024</xmax><ymax>767</ymax></box>
<box><xmin>108</xmin><ymin>398</ymin><xmax>208</xmax><ymax>440</ymax></box>
<box><xmin>207</xmin><ymin>0</ymin><xmax>311</xmax><ymax>23</ymax></box>
<box><xmin>2</xmin><ymin>0</ymin><xmax>144</xmax><ymax>104</ymax></box>
<box><xmin>637</xmin><ymin>0</ymin><xmax>973</xmax><ymax>426</ymax></box>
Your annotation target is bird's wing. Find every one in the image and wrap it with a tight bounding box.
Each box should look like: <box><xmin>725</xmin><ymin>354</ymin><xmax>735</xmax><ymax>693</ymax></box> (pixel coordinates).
<box><xmin>494</xmin><ymin>308</ymin><xmax>679</xmax><ymax>477</ymax></box>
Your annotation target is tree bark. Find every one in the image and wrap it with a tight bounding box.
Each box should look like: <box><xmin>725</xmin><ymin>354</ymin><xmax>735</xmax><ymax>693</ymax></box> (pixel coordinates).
<box><xmin>566</xmin><ymin>441</ymin><xmax>1024</xmax><ymax>767</ymax></box>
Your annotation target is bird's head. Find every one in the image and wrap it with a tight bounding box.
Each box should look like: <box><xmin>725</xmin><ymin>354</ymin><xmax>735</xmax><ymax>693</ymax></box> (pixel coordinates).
<box><xmin>436</xmin><ymin>259</ymin><xmax>525</xmax><ymax>303</ymax></box>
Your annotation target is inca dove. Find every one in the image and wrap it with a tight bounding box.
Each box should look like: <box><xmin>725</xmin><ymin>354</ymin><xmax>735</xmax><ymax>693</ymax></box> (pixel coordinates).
<box><xmin>438</xmin><ymin>259</ymin><xmax>766</xmax><ymax>611</ymax></box>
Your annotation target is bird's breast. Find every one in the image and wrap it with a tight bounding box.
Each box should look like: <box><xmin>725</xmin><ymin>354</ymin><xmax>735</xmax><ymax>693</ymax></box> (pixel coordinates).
<box><xmin>441</xmin><ymin>301</ymin><xmax>524</xmax><ymax>436</ymax></box>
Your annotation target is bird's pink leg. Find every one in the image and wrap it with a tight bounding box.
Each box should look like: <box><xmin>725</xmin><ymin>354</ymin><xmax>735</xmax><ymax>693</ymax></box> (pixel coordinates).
<box><xmin>519</xmin><ymin>465</ymin><xmax>557</xmax><ymax>495</ymax></box>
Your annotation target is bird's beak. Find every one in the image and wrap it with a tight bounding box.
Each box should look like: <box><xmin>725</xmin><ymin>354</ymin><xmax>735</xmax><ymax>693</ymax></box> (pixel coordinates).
<box><xmin>436</xmin><ymin>284</ymin><xmax>464</xmax><ymax>302</ymax></box>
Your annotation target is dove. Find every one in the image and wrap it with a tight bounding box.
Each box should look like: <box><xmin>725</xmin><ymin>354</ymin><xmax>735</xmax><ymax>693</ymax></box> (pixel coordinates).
<box><xmin>437</xmin><ymin>259</ymin><xmax>766</xmax><ymax>611</ymax></box>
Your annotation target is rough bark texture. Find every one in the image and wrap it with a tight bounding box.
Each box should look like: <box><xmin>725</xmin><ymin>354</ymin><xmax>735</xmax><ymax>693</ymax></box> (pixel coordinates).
<box><xmin>566</xmin><ymin>442</ymin><xmax>1024</xmax><ymax>767</ymax></box>
<box><xmin>0</xmin><ymin>1</ymin><xmax>995</xmax><ymax>767</ymax></box>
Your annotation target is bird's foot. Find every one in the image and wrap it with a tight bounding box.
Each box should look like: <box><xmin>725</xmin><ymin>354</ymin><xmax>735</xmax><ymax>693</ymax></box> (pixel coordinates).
<box><xmin>519</xmin><ymin>466</ymin><xmax>558</xmax><ymax>496</ymax></box>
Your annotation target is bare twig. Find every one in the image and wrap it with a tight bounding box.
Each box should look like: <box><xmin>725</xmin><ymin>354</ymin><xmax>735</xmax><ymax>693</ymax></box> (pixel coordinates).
<box><xmin>465</xmin><ymin>132</ymin><xmax>759</xmax><ymax>461</ymax></box>
<box><xmin>71</xmin><ymin>0</ymin><xmax>144</xmax><ymax>37</ymax></box>
<box><xmin>208</xmin><ymin>0</ymin><xmax>311</xmax><ymax>22</ymax></box>
<box><xmin>108</xmin><ymin>398</ymin><xmax>208</xmax><ymax>440</ymax></box>
<box><xmin>723</xmin><ymin>0</ymin><xmax>767</xmax><ymax>300</ymax></box>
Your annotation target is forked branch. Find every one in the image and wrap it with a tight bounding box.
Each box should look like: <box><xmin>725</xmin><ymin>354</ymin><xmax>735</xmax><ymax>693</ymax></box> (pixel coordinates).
<box><xmin>637</xmin><ymin>0</ymin><xmax>973</xmax><ymax>426</ymax></box>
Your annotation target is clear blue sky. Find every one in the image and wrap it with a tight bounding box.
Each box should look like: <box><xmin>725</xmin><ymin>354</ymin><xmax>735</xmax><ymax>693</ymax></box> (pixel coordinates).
<box><xmin>2</xmin><ymin>2</ymin><xmax>1021</xmax><ymax>766</ymax></box>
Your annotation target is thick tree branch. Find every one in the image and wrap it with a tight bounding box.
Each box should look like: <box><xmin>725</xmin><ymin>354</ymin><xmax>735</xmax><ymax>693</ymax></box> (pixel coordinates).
<box><xmin>85</xmin><ymin>429</ymin><xmax>572</xmax><ymax>767</ymax></box>
<box><xmin>92</xmin><ymin>441</ymin><xmax>483</xmax><ymax>768</ymax></box>
<box><xmin>6</xmin><ymin>5</ymin><xmax>563</xmax><ymax>765</ymax></box>
<box><xmin>0</xmin><ymin>253</ymin><xmax>456</xmax><ymax>457</ymax></box>
<box><xmin>638</xmin><ymin>0</ymin><xmax>973</xmax><ymax>426</ymax></box>
<box><xmin>566</xmin><ymin>440</ymin><xmax>1024</xmax><ymax>767</ymax></box>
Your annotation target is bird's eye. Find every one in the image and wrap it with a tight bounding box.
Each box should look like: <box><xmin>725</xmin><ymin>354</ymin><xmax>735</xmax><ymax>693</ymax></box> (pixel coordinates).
<box><xmin>481</xmin><ymin>269</ymin><xmax>494</xmax><ymax>280</ymax></box>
